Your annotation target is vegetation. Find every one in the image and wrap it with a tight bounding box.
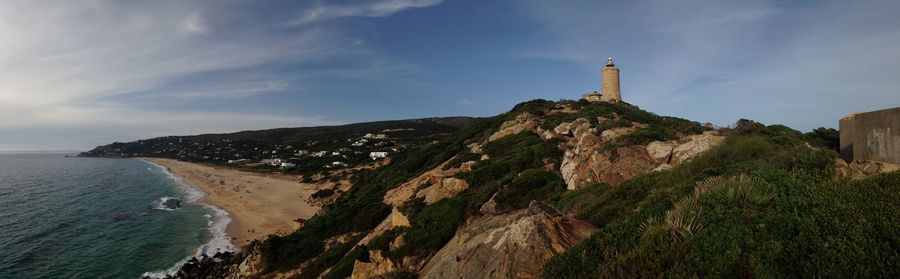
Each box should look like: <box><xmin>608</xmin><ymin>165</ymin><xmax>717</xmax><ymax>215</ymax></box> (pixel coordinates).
<box><xmin>805</xmin><ymin>127</ymin><xmax>840</xmax><ymax>152</ymax></box>
<box><xmin>382</xmin><ymin>131</ymin><xmax>564</xmax><ymax>260</ymax></box>
<box><xmin>78</xmin><ymin>117</ymin><xmax>479</xmax><ymax>175</ymax></box>
<box><xmin>259</xmin><ymin>115</ymin><xmax>503</xmax><ymax>276</ymax></box>
<box><xmin>543</xmin><ymin>120</ymin><xmax>900</xmax><ymax>278</ymax></box>
<box><xmin>164</xmin><ymin>99</ymin><xmax>899</xmax><ymax>278</ymax></box>
<box><xmin>310</xmin><ymin>189</ymin><xmax>335</xmax><ymax>199</ymax></box>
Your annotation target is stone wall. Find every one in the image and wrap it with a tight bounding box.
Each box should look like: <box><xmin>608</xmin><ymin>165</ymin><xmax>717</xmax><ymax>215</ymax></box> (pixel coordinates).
<box><xmin>839</xmin><ymin>107</ymin><xmax>900</xmax><ymax>163</ymax></box>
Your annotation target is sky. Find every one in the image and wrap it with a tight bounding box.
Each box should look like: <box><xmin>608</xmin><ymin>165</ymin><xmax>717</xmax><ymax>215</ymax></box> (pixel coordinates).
<box><xmin>1</xmin><ymin>0</ymin><xmax>899</xmax><ymax>151</ymax></box>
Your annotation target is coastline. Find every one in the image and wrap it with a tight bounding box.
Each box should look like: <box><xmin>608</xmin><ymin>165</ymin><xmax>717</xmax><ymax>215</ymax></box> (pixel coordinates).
<box><xmin>141</xmin><ymin>158</ymin><xmax>320</xmax><ymax>248</ymax></box>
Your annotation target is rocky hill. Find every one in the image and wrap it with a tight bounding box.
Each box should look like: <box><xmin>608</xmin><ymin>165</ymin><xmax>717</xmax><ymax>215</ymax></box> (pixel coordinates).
<box><xmin>154</xmin><ymin>99</ymin><xmax>900</xmax><ymax>279</ymax></box>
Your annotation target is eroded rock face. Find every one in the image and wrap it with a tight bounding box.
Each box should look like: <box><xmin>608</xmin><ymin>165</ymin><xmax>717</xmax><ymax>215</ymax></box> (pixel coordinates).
<box><xmin>384</xmin><ymin>159</ymin><xmax>466</xmax><ymax>207</ymax></box>
<box><xmin>836</xmin><ymin>159</ymin><xmax>900</xmax><ymax>178</ymax></box>
<box><xmin>351</xmin><ymin>251</ymin><xmax>398</xmax><ymax>279</ymax></box>
<box><xmin>489</xmin><ymin>113</ymin><xmax>542</xmax><ymax>142</ymax></box>
<box><xmin>557</xmin><ymin>120</ymin><xmax>656</xmax><ymax>189</ymax></box>
<box><xmin>593</xmin><ymin>146</ymin><xmax>656</xmax><ymax>185</ymax></box>
<box><xmin>420</xmin><ymin>202</ymin><xmax>596</xmax><ymax>279</ymax></box>
<box><xmin>416</xmin><ymin>177</ymin><xmax>471</xmax><ymax>205</ymax></box>
<box><xmin>671</xmin><ymin>131</ymin><xmax>725</xmax><ymax>164</ymax></box>
<box><xmin>646</xmin><ymin>141</ymin><xmax>676</xmax><ymax>163</ymax></box>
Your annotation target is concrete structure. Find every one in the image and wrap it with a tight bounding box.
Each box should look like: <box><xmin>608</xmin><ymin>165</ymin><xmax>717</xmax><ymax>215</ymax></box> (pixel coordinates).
<box><xmin>839</xmin><ymin>107</ymin><xmax>900</xmax><ymax>164</ymax></box>
<box><xmin>600</xmin><ymin>57</ymin><xmax>621</xmax><ymax>102</ymax></box>
<box><xmin>581</xmin><ymin>91</ymin><xmax>602</xmax><ymax>102</ymax></box>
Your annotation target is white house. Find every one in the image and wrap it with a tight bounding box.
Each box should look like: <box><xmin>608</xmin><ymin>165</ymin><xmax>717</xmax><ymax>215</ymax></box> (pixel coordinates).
<box><xmin>363</xmin><ymin>133</ymin><xmax>388</xmax><ymax>139</ymax></box>
<box><xmin>369</xmin><ymin>151</ymin><xmax>389</xmax><ymax>160</ymax></box>
<box><xmin>260</xmin><ymin>158</ymin><xmax>283</xmax><ymax>166</ymax></box>
<box><xmin>280</xmin><ymin>162</ymin><xmax>297</xmax><ymax>169</ymax></box>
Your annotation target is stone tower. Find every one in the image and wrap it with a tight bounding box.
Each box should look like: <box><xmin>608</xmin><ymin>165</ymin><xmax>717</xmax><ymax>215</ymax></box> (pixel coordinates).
<box><xmin>600</xmin><ymin>57</ymin><xmax>621</xmax><ymax>102</ymax></box>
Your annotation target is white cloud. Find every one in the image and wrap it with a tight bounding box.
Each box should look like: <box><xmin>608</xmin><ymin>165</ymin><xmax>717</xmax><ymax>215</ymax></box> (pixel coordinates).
<box><xmin>0</xmin><ymin>0</ymin><xmax>435</xmax><ymax>150</ymax></box>
<box><xmin>291</xmin><ymin>0</ymin><xmax>443</xmax><ymax>25</ymax></box>
<box><xmin>183</xmin><ymin>12</ymin><xmax>211</xmax><ymax>35</ymax></box>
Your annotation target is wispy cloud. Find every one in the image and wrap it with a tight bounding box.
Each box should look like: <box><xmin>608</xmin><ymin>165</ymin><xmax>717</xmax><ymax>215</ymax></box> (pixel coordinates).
<box><xmin>515</xmin><ymin>0</ymin><xmax>900</xmax><ymax>130</ymax></box>
<box><xmin>0</xmin><ymin>0</ymin><xmax>437</xmax><ymax>150</ymax></box>
<box><xmin>291</xmin><ymin>0</ymin><xmax>443</xmax><ymax>25</ymax></box>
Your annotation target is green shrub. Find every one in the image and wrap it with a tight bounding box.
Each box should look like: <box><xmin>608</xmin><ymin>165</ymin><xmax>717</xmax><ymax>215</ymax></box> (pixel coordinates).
<box><xmin>311</xmin><ymin>189</ymin><xmax>335</xmax><ymax>199</ymax></box>
<box><xmin>260</xmin><ymin>116</ymin><xmax>506</xmax><ymax>274</ymax></box>
<box><xmin>542</xmin><ymin>122</ymin><xmax>900</xmax><ymax>278</ymax></box>
<box><xmin>493</xmin><ymin>169</ymin><xmax>567</xmax><ymax>211</ymax></box>
<box><xmin>805</xmin><ymin>127</ymin><xmax>840</xmax><ymax>152</ymax></box>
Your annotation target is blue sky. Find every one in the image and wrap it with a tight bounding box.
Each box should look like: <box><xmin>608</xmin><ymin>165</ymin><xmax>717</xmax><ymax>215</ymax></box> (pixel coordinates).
<box><xmin>1</xmin><ymin>0</ymin><xmax>898</xmax><ymax>151</ymax></box>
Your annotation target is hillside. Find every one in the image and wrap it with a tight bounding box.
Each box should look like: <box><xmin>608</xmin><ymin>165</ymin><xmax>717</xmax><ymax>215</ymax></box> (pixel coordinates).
<box><xmin>155</xmin><ymin>99</ymin><xmax>899</xmax><ymax>279</ymax></box>
<box><xmin>79</xmin><ymin>117</ymin><xmax>478</xmax><ymax>174</ymax></box>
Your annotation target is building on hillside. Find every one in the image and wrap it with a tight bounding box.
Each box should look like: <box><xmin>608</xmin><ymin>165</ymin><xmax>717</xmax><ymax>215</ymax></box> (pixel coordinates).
<box><xmin>260</xmin><ymin>158</ymin><xmax>282</xmax><ymax>166</ymax></box>
<box><xmin>364</xmin><ymin>133</ymin><xmax>388</xmax><ymax>139</ymax></box>
<box><xmin>839</xmin><ymin>107</ymin><xmax>900</xmax><ymax>164</ymax></box>
<box><xmin>582</xmin><ymin>57</ymin><xmax>622</xmax><ymax>103</ymax></box>
<box><xmin>280</xmin><ymin>162</ymin><xmax>297</xmax><ymax>169</ymax></box>
<box><xmin>369</xmin><ymin>151</ymin><xmax>389</xmax><ymax>160</ymax></box>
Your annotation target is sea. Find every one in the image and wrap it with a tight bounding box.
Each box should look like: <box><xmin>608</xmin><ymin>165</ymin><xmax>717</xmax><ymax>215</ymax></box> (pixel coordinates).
<box><xmin>0</xmin><ymin>153</ymin><xmax>234</xmax><ymax>278</ymax></box>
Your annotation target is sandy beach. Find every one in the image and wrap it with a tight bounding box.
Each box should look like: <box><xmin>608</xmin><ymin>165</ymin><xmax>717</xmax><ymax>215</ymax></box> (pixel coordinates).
<box><xmin>143</xmin><ymin>158</ymin><xmax>320</xmax><ymax>248</ymax></box>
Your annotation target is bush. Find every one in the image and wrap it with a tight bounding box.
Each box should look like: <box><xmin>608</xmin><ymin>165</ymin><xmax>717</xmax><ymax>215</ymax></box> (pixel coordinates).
<box><xmin>311</xmin><ymin>189</ymin><xmax>335</xmax><ymax>199</ymax></box>
<box><xmin>805</xmin><ymin>127</ymin><xmax>840</xmax><ymax>152</ymax></box>
<box><xmin>493</xmin><ymin>169</ymin><xmax>567</xmax><ymax>211</ymax></box>
<box><xmin>260</xmin><ymin>116</ymin><xmax>506</xmax><ymax>274</ymax></box>
<box><xmin>541</xmin><ymin>123</ymin><xmax>900</xmax><ymax>278</ymax></box>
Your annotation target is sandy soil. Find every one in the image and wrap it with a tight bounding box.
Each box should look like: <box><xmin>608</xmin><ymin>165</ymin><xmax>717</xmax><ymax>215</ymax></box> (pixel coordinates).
<box><xmin>143</xmin><ymin>158</ymin><xmax>320</xmax><ymax>248</ymax></box>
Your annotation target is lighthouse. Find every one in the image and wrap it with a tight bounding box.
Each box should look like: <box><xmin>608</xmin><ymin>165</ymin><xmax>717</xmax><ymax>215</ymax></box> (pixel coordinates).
<box><xmin>600</xmin><ymin>57</ymin><xmax>621</xmax><ymax>102</ymax></box>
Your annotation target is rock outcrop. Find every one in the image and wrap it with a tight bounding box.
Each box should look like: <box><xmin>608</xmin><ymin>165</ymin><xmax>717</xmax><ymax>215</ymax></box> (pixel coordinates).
<box><xmin>162</xmin><ymin>198</ymin><xmax>182</xmax><ymax>209</ymax></box>
<box><xmin>556</xmin><ymin>118</ymin><xmax>658</xmax><ymax>189</ymax></box>
<box><xmin>350</xmin><ymin>251</ymin><xmax>399</xmax><ymax>279</ymax></box>
<box><xmin>419</xmin><ymin>202</ymin><xmax>596</xmax><ymax>279</ymax></box>
<box><xmin>416</xmin><ymin>177</ymin><xmax>471</xmax><ymax>205</ymax></box>
<box><xmin>835</xmin><ymin>159</ymin><xmax>900</xmax><ymax>179</ymax></box>
<box><xmin>489</xmin><ymin>113</ymin><xmax>542</xmax><ymax>142</ymax></box>
<box><xmin>646</xmin><ymin>141</ymin><xmax>676</xmax><ymax>163</ymax></box>
<box><xmin>670</xmin><ymin>131</ymin><xmax>724</xmax><ymax>164</ymax></box>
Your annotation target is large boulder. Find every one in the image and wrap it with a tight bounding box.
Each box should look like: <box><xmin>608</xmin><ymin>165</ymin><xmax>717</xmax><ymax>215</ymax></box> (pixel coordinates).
<box><xmin>351</xmin><ymin>251</ymin><xmax>398</xmax><ymax>279</ymax></box>
<box><xmin>646</xmin><ymin>141</ymin><xmax>676</xmax><ymax>163</ymax></box>
<box><xmin>162</xmin><ymin>198</ymin><xmax>181</xmax><ymax>209</ymax></box>
<box><xmin>419</xmin><ymin>202</ymin><xmax>596</xmax><ymax>279</ymax></box>
<box><xmin>416</xmin><ymin>177</ymin><xmax>470</xmax><ymax>205</ymax></box>
<box><xmin>836</xmin><ymin>159</ymin><xmax>900</xmax><ymax>179</ymax></box>
<box><xmin>489</xmin><ymin>113</ymin><xmax>542</xmax><ymax>142</ymax></box>
<box><xmin>671</xmin><ymin>131</ymin><xmax>725</xmax><ymax>164</ymax></box>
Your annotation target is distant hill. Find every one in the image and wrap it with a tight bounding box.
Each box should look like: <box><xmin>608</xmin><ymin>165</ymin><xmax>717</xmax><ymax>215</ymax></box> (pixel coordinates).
<box><xmin>78</xmin><ymin>117</ymin><xmax>479</xmax><ymax>171</ymax></box>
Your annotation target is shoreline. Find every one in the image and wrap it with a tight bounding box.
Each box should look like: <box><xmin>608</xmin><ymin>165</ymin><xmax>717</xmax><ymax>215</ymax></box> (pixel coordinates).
<box><xmin>140</xmin><ymin>158</ymin><xmax>321</xmax><ymax>248</ymax></box>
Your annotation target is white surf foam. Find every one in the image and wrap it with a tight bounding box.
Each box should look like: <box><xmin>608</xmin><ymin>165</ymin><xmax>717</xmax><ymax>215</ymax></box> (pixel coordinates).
<box><xmin>140</xmin><ymin>159</ymin><xmax>237</xmax><ymax>278</ymax></box>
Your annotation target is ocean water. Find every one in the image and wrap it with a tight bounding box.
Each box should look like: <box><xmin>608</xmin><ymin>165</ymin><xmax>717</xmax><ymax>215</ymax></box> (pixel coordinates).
<box><xmin>0</xmin><ymin>154</ymin><xmax>233</xmax><ymax>278</ymax></box>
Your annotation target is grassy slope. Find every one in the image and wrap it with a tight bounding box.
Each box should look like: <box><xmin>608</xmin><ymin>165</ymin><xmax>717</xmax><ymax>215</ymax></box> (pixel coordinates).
<box><xmin>543</xmin><ymin>120</ymin><xmax>900</xmax><ymax>278</ymax></box>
